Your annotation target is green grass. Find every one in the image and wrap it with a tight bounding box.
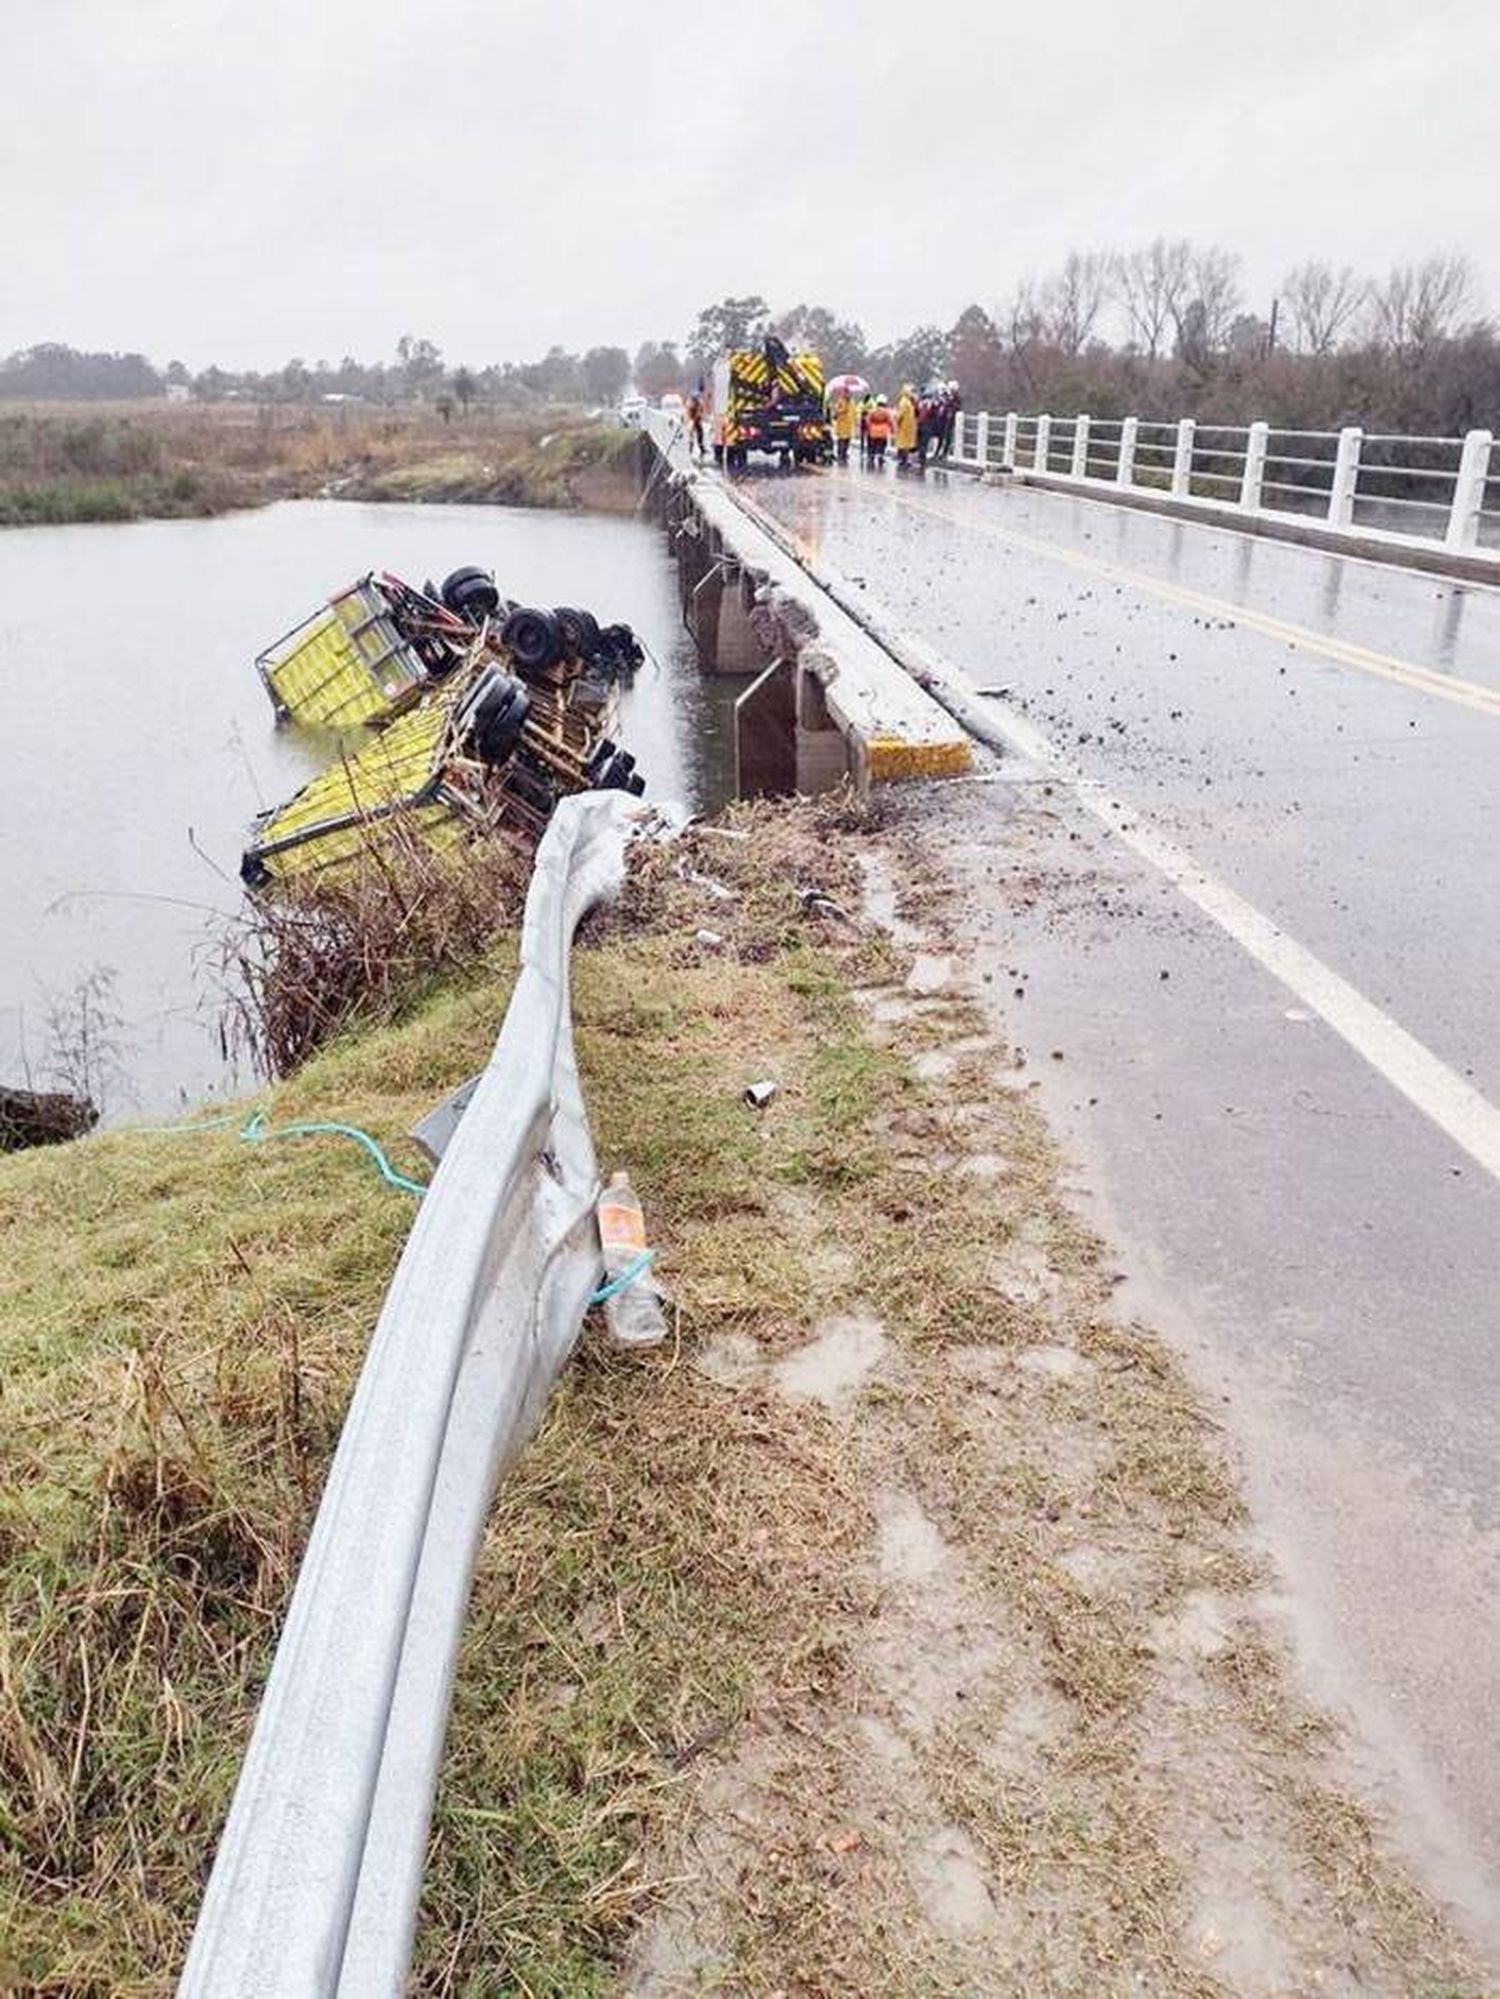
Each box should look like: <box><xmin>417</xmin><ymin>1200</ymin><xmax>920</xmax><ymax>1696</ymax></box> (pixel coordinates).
<box><xmin>0</xmin><ymin>800</ymin><xmax>1485</xmax><ymax>1997</ymax></box>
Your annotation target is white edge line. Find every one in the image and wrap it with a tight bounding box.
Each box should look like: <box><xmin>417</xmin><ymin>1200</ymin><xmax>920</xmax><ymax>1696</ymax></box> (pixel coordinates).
<box><xmin>989</xmin><ymin>700</ymin><xmax>1500</xmax><ymax>1184</ymax></box>
<box><xmin>761</xmin><ymin>500</ymin><xmax>1500</xmax><ymax>1184</ymax></box>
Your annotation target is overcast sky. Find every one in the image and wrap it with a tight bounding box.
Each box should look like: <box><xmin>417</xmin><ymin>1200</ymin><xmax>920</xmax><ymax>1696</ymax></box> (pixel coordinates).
<box><xmin>3</xmin><ymin>0</ymin><xmax>1496</xmax><ymax>371</ymax></box>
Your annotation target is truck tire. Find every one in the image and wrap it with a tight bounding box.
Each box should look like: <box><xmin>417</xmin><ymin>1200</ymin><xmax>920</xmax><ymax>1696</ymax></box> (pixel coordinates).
<box><xmin>501</xmin><ymin>606</ymin><xmax>563</xmax><ymax>674</ymax></box>
<box><xmin>596</xmin><ymin>751</ymin><xmax>640</xmax><ymax>793</ymax></box>
<box><xmin>440</xmin><ymin>566</ymin><xmax>501</xmax><ymax>622</ymax></box>
<box><xmin>553</xmin><ymin>606</ymin><xmax>602</xmax><ymax>659</ymax></box>
<box><xmin>458</xmin><ymin>668</ymin><xmax>531</xmax><ymax>764</ymax></box>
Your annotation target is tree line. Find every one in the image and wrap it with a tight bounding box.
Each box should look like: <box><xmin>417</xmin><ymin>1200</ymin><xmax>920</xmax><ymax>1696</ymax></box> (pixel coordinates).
<box><xmin>2</xmin><ymin>244</ymin><xmax>1496</xmax><ymax>434</ymax></box>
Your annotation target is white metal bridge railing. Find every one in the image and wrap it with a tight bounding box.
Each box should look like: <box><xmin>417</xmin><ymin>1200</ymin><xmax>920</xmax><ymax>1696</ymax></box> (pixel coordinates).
<box><xmin>947</xmin><ymin>410</ymin><xmax>1499</xmax><ymax>555</ymax></box>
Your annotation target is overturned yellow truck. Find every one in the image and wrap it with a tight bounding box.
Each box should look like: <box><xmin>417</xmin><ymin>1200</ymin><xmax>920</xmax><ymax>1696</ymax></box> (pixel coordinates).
<box><xmin>243</xmin><ymin>567</ymin><xmax>645</xmax><ymax>889</ymax></box>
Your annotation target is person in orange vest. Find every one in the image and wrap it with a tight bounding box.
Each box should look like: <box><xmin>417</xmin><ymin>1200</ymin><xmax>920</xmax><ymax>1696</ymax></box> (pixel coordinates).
<box><xmin>864</xmin><ymin>394</ymin><xmax>895</xmax><ymax>469</ymax></box>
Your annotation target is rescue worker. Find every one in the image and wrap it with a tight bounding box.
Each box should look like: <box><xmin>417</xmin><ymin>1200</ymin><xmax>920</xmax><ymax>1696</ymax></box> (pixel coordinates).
<box><xmin>831</xmin><ymin>389</ymin><xmax>856</xmax><ymax>466</ymax></box>
<box><xmin>685</xmin><ymin>388</ymin><xmax>706</xmax><ymax>461</ymax></box>
<box><xmin>865</xmin><ymin>394</ymin><xmax>894</xmax><ymax>469</ymax></box>
<box><xmin>917</xmin><ymin>387</ymin><xmax>941</xmax><ymax>468</ymax></box>
<box><xmin>939</xmin><ymin>380</ymin><xmax>962</xmax><ymax>460</ymax></box>
<box><xmin>895</xmin><ymin>384</ymin><xmax>919</xmax><ymax>469</ymax></box>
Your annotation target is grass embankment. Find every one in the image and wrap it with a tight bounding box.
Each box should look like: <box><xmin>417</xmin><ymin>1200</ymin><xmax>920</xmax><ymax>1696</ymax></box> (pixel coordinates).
<box><xmin>0</xmin><ymin>403</ymin><xmax>641</xmax><ymax>527</ymax></box>
<box><xmin>0</xmin><ymin>803</ymin><xmax>1485</xmax><ymax>1996</ymax></box>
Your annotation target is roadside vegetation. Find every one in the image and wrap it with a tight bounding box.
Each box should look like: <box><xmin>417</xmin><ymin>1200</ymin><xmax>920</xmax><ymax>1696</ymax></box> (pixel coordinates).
<box><xmin>0</xmin><ymin>403</ymin><xmax>640</xmax><ymax>528</ymax></box>
<box><xmin>0</xmin><ymin>802</ymin><xmax>1486</xmax><ymax>1996</ymax></box>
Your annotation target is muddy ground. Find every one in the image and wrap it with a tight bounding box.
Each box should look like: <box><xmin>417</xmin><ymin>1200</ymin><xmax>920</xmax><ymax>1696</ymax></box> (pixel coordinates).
<box><xmin>615</xmin><ymin>812</ymin><xmax>1490</xmax><ymax>1999</ymax></box>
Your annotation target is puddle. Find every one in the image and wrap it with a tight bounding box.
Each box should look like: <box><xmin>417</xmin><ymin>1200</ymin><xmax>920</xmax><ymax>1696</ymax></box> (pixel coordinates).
<box><xmin>905</xmin><ymin>952</ymin><xmax>955</xmax><ymax>997</ymax></box>
<box><xmin>858</xmin><ymin>848</ymin><xmax>924</xmax><ymax>948</ymax></box>
<box><xmin>692</xmin><ymin>1331</ymin><xmax>764</xmax><ymax>1388</ymax></box>
<box><xmin>904</xmin><ymin>1826</ymin><xmax>1000</xmax><ymax>1939</ymax></box>
<box><xmin>874</xmin><ymin>1489</ymin><xmax>949</xmax><ymax>1584</ymax></box>
<box><xmin>1017</xmin><ymin>1343</ymin><xmax>1091</xmax><ymax>1381</ymax></box>
<box><xmin>772</xmin><ymin>1314</ymin><xmax>888</xmax><ymax>1407</ymax></box>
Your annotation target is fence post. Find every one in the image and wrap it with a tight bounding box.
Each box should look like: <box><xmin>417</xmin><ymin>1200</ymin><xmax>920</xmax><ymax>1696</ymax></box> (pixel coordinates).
<box><xmin>1034</xmin><ymin>414</ymin><xmax>1051</xmax><ymax>472</ymax></box>
<box><xmin>1328</xmin><ymin>426</ymin><xmax>1363</xmax><ymax>528</ymax></box>
<box><xmin>1117</xmin><ymin>415</ymin><xmax>1138</xmax><ymax>485</ymax></box>
<box><xmin>975</xmin><ymin>410</ymin><xmax>990</xmax><ymax>469</ymax></box>
<box><xmin>1003</xmin><ymin>411</ymin><xmax>1018</xmax><ymax>467</ymax></box>
<box><xmin>1071</xmin><ymin>414</ymin><xmax>1090</xmax><ymax>479</ymax></box>
<box><xmin>1239</xmin><ymin>421</ymin><xmax>1269</xmax><ymax>510</ymax></box>
<box><xmin>1171</xmin><ymin>418</ymin><xmax>1196</xmax><ymax>497</ymax></box>
<box><xmin>1446</xmin><ymin>429</ymin><xmax>1493</xmax><ymax>550</ymax></box>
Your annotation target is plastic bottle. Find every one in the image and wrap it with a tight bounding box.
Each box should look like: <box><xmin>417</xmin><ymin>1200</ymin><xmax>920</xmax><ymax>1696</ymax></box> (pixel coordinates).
<box><xmin>596</xmin><ymin>1171</ymin><xmax>668</xmax><ymax>1347</ymax></box>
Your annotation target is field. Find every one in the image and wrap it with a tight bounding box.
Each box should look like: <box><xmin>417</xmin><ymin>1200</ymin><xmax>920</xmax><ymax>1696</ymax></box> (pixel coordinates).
<box><xmin>0</xmin><ymin>401</ymin><xmax>642</xmax><ymax>527</ymax></box>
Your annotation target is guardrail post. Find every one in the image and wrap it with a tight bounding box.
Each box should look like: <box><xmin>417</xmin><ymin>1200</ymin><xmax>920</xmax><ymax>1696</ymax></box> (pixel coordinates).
<box><xmin>1003</xmin><ymin>411</ymin><xmax>1018</xmax><ymax>467</ymax></box>
<box><xmin>975</xmin><ymin>410</ymin><xmax>990</xmax><ymax>468</ymax></box>
<box><xmin>1171</xmin><ymin>418</ymin><xmax>1196</xmax><ymax>497</ymax></box>
<box><xmin>1239</xmin><ymin>421</ymin><xmax>1269</xmax><ymax>510</ymax></box>
<box><xmin>1034</xmin><ymin>413</ymin><xmax>1051</xmax><ymax>472</ymax></box>
<box><xmin>1446</xmin><ymin>428</ymin><xmax>1493</xmax><ymax>549</ymax></box>
<box><xmin>1328</xmin><ymin>425</ymin><xmax>1363</xmax><ymax>528</ymax></box>
<box><xmin>1071</xmin><ymin>413</ymin><xmax>1090</xmax><ymax>478</ymax></box>
<box><xmin>951</xmin><ymin>411</ymin><xmax>965</xmax><ymax>461</ymax></box>
<box><xmin>1117</xmin><ymin>415</ymin><xmax>1138</xmax><ymax>485</ymax></box>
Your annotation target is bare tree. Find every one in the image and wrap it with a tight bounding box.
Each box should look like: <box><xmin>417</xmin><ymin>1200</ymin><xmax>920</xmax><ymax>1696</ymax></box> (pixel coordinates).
<box><xmin>1184</xmin><ymin>246</ymin><xmax>1243</xmax><ymax>351</ymax></box>
<box><xmin>1114</xmin><ymin>239</ymin><xmax>1192</xmax><ymax>360</ymax></box>
<box><xmin>1369</xmin><ymin>255</ymin><xmax>1479</xmax><ymax>360</ymax></box>
<box><xmin>1040</xmin><ymin>251</ymin><xmax>1111</xmax><ymax>355</ymax></box>
<box><xmin>1281</xmin><ymin>262</ymin><xmax>1366</xmax><ymax>355</ymax></box>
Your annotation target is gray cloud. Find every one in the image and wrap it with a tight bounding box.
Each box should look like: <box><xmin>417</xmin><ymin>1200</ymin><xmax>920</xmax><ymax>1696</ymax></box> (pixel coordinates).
<box><xmin>2</xmin><ymin>0</ymin><xmax>1495</xmax><ymax>369</ymax></box>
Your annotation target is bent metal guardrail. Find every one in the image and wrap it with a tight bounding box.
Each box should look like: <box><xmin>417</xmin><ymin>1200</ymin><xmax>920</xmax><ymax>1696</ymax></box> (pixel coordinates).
<box><xmin>949</xmin><ymin>411</ymin><xmax>1498</xmax><ymax>557</ymax></box>
<box><xmin>178</xmin><ymin>792</ymin><xmax>642</xmax><ymax>1999</ymax></box>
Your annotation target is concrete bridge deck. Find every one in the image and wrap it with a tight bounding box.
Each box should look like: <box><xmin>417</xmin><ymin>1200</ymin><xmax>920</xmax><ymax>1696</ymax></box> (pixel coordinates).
<box><xmin>744</xmin><ymin>461</ymin><xmax>1500</xmax><ymax>1939</ymax></box>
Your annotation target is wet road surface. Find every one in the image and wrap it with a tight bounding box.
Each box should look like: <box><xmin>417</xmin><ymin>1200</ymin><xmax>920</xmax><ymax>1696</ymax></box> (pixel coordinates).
<box><xmin>751</xmin><ymin>465</ymin><xmax>1500</xmax><ymax>1948</ymax></box>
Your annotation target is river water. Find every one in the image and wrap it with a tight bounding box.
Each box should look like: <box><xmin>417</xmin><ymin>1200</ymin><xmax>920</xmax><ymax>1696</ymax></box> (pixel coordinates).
<box><xmin>0</xmin><ymin>499</ymin><xmax>736</xmax><ymax>1118</ymax></box>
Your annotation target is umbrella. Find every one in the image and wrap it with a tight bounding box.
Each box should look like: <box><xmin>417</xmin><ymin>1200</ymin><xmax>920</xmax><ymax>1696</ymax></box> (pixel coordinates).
<box><xmin>825</xmin><ymin>373</ymin><xmax>870</xmax><ymax>399</ymax></box>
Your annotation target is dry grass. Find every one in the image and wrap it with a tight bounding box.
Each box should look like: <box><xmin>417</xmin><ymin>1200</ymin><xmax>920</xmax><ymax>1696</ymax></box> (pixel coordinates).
<box><xmin>0</xmin><ymin>401</ymin><xmax>637</xmax><ymax>526</ymax></box>
<box><xmin>217</xmin><ymin>827</ymin><xmax>529</xmax><ymax>1078</ymax></box>
<box><xmin>0</xmin><ymin>797</ymin><xmax>1487</xmax><ymax>1996</ymax></box>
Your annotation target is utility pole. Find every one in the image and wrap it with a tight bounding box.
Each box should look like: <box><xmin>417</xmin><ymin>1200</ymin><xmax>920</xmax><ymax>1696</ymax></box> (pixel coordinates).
<box><xmin>1266</xmin><ymin>296</ymin><xmax>1279</xmax><ymax>358</ymax></box>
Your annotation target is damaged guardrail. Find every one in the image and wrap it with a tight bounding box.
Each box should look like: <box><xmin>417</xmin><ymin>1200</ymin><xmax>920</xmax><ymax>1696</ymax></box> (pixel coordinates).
<box><xmin>178</xmin><ymin>791</ymin><xmax>642</xmax><ymax>1999</ymax></box>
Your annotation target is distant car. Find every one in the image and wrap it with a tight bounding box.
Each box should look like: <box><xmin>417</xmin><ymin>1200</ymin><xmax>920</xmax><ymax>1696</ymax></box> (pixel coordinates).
<box><xmin>619</xmin><ymin>394</ymin><xmax>648</xmax><ymax>428</ymax></box>
<box><xmin>658</xmin><ymin>392</ymin><xmax>685</xmax><ymax>417</ymax></box>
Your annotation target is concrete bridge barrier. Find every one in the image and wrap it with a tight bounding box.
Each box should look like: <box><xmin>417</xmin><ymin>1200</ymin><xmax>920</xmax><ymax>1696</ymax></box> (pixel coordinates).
<box><xmin>642</xmin><ymin>421</ymin><xmax>973</xmax><ymax>797</ymax></box>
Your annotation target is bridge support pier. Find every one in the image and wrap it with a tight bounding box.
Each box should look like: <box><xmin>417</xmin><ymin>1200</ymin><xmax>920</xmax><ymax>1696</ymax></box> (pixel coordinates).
<box><xmin>734</xmin><ymin>656</ymin><xmax>853</xmax><ymax>799</ymax></box>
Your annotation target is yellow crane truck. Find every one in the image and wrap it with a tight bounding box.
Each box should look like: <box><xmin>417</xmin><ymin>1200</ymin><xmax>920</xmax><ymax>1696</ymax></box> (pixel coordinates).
<box><xmin>713</xmin><ymin>337</ymin><xmax>830</xmax><ymax>470</ymax></box>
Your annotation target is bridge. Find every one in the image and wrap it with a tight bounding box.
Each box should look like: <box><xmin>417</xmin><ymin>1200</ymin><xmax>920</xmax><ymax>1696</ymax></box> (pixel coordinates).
<box><xmin>646</xmin><ymin>414</ymin><xmax>1500</xmax><ymax>1925</ymax></box>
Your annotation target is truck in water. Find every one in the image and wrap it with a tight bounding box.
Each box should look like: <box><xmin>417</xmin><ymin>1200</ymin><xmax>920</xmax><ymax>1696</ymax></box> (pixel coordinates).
<box><xmin>712</xmin><ymin>337</ymin><xmax>829</xmax><ymax>470</ymax></box>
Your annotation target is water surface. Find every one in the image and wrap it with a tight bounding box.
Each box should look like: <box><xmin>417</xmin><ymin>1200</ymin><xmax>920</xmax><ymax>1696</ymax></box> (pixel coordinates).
<box><xmin>0</xmin><ymin>499</ymin><xmax>734</xmax><ymax>1116</ymax></box>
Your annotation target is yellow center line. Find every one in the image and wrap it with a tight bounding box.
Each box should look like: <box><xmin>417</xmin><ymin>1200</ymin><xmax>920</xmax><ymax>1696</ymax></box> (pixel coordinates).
<box><xmin>865</xmin><ymin>484</ymin><xmax>1500</xmax><ymax>719</ymax></box>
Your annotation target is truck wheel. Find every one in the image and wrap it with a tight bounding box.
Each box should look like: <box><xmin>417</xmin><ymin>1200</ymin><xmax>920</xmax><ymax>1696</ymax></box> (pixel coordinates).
<box><xmin>459</xmin><ymin>668</ymin><xmax>531</xmax><ymax>764</ymax></box>
<box><xmin>553</xmin><ymin>606</ymin><xmax>601</xmax><ymax>659</ymax></box>
<box><xmin>501</xmin><ymin>606</ymin><xmax>563</xmax><ymax>673</ymax></box>
<box><xmin>441</xmin><ymin>566</ymin><xmax>501</xmax><ymax>623</ymax></box>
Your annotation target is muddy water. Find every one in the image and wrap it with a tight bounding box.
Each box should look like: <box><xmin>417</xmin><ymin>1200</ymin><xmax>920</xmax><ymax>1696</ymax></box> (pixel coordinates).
<box><xmin>0</xmin><ymin>499</ymin><xmax>738</xmax><ymax>1118</ymax></box>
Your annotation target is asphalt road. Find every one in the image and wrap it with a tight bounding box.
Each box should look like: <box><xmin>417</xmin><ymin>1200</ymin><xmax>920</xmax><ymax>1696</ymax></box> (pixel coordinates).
<box><xmin>752</xmin><ymin>464</ymin><xmax>1500</xmax><ymax>1949</ymax></box>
